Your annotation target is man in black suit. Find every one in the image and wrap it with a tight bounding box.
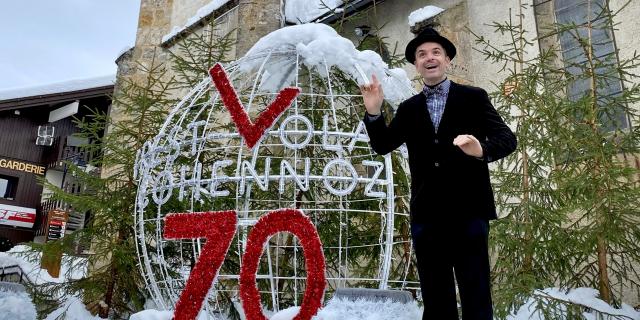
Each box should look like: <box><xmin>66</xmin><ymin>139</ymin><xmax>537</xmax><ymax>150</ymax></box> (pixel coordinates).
<box><xmin>360</xmin><ymin>28</ymin><xmax>517</xmax><ymax>320</ymax></box>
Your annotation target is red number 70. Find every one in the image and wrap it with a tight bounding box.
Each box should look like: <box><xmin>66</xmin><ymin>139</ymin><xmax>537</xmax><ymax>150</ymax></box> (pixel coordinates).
<box><xmin>164</xmin><ymin>209</ymin><xmax>326</xmax><ymax>320</ymax></box>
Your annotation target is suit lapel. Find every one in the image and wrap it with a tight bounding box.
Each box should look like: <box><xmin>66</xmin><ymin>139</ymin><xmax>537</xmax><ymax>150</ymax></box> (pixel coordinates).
<box><xmin>438</xmin><ymin>81</ymin><xmax>458</xmax><ymax>133</ymax></box>
<box><xmin>414</xmin><ymin>91</ymin><xmax>435</xmax><ymax>134</ymax></box>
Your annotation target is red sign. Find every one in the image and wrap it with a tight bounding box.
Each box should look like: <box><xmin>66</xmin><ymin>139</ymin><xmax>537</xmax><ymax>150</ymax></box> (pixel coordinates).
<box><xmin>46</xmin><ymin>209</ymin><xmax>68</xmax><ymax>241</ymax></box>
<box><xmin>0</xmin><ymin>204</ymin><xmax>36</xmax><ymax>228</ymax></box>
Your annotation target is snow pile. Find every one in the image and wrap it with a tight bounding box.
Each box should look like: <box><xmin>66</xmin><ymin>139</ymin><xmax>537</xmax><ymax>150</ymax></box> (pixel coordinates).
<box><xmin>162</xmin><ymin>0</ymin><xmax>232</xmax><ymax>43</ymax></box>
<box><xmin>129</xmin><ymin>309</ymin><xmax>225</xmax><ymax>320</ymax></box>
<box><xmin>284</xmin><ymin>0</ymin><xmax>343</xmax><ymax>24</ymax></box>
<box><xmin>269</xmin><ymin>306</ymin><xmax>300</xmax><ymax>320</ymax></box>
<box><xmin>408</xmin><ymin>6</ymin><xmax>444</xmax><ymax>27</ymax></box>
<box><xmin>44</xmin><ymin>297</ymin><xmax>105</xmax><ymax>320</ymax></box>
<box><xmin>0</xmin><ymin>75</ymin><xmax>115</xmax><ymax>101</ymax></box>
<box><xmin>508</xmin><ymin>288</ymin><xmax>640</xmax><ymax>320</ymax></box>
<box><xmin>0</xmin><ymin>288</ymin><xmax>37</xmax><ymax>320</ymax></box>
<box><xmin>239</xmin><ymin>23</ymin><xmax>415</xmax><ymax>107</ymax></box>
<box><xmin>129</xmin><ymin>309</ymin><xmax>174</xmax><ymax>320</ymax></box>
<box><xmin>108</xmin><ymin>287</ymin><xmax>640</xmax><ymax>320</ymax></box>
<box><xmin>313</xmin><ymin>297</ymin><xmax>422</xmax><ymax>320</ymax></box>
<box><xmin>0</xmin><ymin>245</ymin><xmax>87</xmax><ymax>284</ymax></box>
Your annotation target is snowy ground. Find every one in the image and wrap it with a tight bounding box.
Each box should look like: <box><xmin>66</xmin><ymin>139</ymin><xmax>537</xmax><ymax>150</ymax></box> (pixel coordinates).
<box><xmin>2</xmin><ymin>246</ymin><xmax>639</xmax><ymax>319</ymax></box>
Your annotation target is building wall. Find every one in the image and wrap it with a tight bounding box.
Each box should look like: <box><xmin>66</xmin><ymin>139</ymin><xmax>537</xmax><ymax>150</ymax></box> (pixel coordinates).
<box><xmin>337</xmin><ymin>0</ymin><xmax>540</xmax><ymax>93</ymax></box>
<box><xmin>171</xmin><ymin>0</ymin><xmax>213</xmax><ymax>29</ymax></box>
<box><xmin>467</xmin><ymin>0</ymin><xmax>540</xmax><ymax>90</ymax></box>
<box><xmin>610</xmin><ymin>0</ymin><xmax>640</xmax><ymax>116</ymax></box>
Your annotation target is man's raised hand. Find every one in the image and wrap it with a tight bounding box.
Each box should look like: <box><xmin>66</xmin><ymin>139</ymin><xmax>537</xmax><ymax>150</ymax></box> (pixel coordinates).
<box><xmin>360</xmin><ymin>74</ymin><xmax>384</xmax><ymax>116</ymax></box>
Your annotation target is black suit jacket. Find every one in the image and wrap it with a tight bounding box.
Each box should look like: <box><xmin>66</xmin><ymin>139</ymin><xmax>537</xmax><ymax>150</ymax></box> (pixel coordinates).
<box><xmin>364</xmin><ymin>82</ymin><xmax>516</xmax><ymax>223</ymax></box>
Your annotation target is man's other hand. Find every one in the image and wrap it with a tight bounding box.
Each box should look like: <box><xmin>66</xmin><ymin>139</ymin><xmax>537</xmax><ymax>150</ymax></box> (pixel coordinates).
<box><xmin>453</xmin><ymin>134</ymin><xmax>483</xmax><ymax>158</ymax></box>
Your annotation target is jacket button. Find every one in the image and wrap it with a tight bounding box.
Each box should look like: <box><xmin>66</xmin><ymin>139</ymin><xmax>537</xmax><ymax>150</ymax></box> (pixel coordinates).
<box><xmin>434</xmin><ymin>162</ymin><xmax>440</xmax><ymax>167</ymax></box>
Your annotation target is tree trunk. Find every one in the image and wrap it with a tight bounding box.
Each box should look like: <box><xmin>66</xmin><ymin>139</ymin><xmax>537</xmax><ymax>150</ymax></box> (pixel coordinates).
<box><xmin>597</xmin><ymin>235</ymin><xmax>611</xmax><ymax>303</ymax></box>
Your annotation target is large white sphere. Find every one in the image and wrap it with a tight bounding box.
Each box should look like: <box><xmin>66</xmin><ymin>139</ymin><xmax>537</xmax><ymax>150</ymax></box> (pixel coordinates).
<box><xmin>134</xmin><ymin>24</ymin><xmax>417</xmax><ymax>316</ymax></box>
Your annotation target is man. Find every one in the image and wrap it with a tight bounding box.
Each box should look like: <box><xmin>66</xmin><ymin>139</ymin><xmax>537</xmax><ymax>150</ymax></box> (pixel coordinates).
<box><xmin>360</xmin><ymin>28</ymin><xmax>517</xmax><ymax>319</ymax></box>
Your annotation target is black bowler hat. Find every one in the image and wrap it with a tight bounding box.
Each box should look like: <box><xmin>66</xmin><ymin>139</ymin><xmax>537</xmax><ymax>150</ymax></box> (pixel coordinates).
<box><xmin>405</xmin><ymin>27</ymin><xmax>457</xmax><ymax>63</ymax></box>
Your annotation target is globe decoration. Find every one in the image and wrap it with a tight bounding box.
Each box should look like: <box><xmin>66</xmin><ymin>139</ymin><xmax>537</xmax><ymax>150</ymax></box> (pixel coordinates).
<box><xmin>133</xmin><ymin>23</ymin><xmax>417</xmax><ymax>317</ymax></box>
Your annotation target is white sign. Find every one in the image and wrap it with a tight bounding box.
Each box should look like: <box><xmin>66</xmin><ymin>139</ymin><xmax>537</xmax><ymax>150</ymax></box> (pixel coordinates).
<box><xmin>136</xmin><ymin>114</ymin><xmax>390</xmax><ymax>208</ymax></box>
<box><xmin>0</xmin><ymin>204</ymin><xmax>36</xmax><ymax>228</ymax></box>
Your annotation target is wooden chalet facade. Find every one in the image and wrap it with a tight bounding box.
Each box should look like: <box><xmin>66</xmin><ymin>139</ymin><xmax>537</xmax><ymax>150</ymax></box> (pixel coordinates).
<box><xmin>0</xmin><ymin>77</ymin><xmax>113</xmax><ymax>249</ymax></box>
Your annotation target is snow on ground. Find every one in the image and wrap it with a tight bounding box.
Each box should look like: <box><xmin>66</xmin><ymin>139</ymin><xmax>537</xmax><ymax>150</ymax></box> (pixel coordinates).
<box><xmin>128</xmin><ymin>288</ymin><xmax>640</xmax><ymax>320</ymax></box>
<box><xmin>44</xmin><ymin>297</ymin><xmax>105</xmax><ymax>320</ymax></box>
<box><xmin>314</xmin><ymin>298</ymin><xmax>422</xmax><ymax>320</ymax></box>
<box><xmin>162</xmin><ymin>0</ymin><xmax>232</xmax><ymax>43</ymax></box>
<box><xmin>2</xmin><ymin>246</ymin><xmax>637</xmax><ymax>320</ymax></box>
<box><xmin>0</xmin><ymin>75</ymin><xmax>115</xmax><ymax>101</ymax></box>
<box><xmin>408</xmin><ymin>5</ymin><xmax>444</xmax><ymax>27</ymax></box>
<box><xmin>508</xmin><ymin>288</ymin><xmax>640</xmax><ymax>320</ymax></box>
<box><xmin>0</xmin><ymin>245</ymin><xmax>86</xmax><ymax>284</ymax></box>
<box><xmin>0</xmin><ymin>288</ymin><xmax>37</xmax><ymax>320</ymax></box>
<box><xmin>239</xmin><ymin>23</ymin><xmax>415</xmax><ymax>107</ymax></box>
<box><xmin>284</xmin><ymin>0</ymin><xmax>343</xmax><ymax>24</ymax></box>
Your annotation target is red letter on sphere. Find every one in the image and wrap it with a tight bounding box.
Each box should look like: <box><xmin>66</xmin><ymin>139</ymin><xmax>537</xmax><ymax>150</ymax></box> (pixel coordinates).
<box><xmin>239</xmin><ymin>209</ymin><xmax>326</xmax><ymax>320</ymax></box>
<box><xmin>209</xmin><ymin>63</ymin><xmax>300</xmax><ymax>149</ymax></box>
<box><xmin>164</xmin><ymin>211</ymin><xmax>237</xmax><ymax>320</ymax></box>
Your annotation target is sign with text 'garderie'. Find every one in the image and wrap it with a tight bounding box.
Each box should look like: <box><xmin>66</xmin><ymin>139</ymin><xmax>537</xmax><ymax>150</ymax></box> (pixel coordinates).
<box><xmin>0</xmin><ymin>157</ymin><xmax>45</xmax><ymax>175</ymax></box>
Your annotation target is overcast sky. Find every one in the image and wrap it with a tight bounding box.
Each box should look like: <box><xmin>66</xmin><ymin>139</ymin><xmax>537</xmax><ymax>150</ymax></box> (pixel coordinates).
<box><xmin>0</xmin><ymin>0</ymin><xmax>140</xmax><ymax>90</ymax></box>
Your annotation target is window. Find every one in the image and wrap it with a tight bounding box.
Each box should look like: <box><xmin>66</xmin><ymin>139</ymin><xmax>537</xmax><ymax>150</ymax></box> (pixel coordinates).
<box><xmin>554</xmin><ymin>0</ymin><xmax>629</xmax><ymax>131</ymax></box>
<box><xmin>0</xmin><ymin>175</ymin><xmax>18</xmax><ymax>200</ymax></box>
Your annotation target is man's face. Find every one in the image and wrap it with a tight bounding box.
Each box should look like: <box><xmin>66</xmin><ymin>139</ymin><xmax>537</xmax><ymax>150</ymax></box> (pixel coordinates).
<box><xmin>414</xmin><ymin>42</ymin><xmax>450</xmax><ymax>85</ymax></box>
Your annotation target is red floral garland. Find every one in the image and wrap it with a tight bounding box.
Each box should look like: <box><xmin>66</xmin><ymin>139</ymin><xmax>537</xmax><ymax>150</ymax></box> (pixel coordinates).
<box><xmin>164</xmin><ymin>211</ymin><xmax>238</xmax><ymax>320</ymax></box>
<box><xmin>239</xmin><ymin>209</ymin><xmax>326</xmax><ymax>320</ymax></box>
<box><xmin>209</xmin><ymin>63</ymin><xmax>300</xmax><ymax>149</ymax></box>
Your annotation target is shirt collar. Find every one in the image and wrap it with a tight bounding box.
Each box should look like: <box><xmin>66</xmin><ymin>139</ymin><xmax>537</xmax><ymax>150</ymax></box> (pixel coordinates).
<box><xmin>423</xmin><ymin>78</ymin><xmax>450</xmax><ymax>96</ymax></box>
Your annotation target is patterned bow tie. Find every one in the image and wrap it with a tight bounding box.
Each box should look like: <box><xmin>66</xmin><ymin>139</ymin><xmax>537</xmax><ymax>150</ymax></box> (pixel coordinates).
<box><xmin>423</xmin><ymin>85</ymin><xmax>442</xmax><ymax>97</ymax></box>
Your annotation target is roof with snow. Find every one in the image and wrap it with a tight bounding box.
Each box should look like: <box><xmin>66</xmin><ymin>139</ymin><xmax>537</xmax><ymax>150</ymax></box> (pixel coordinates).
<box><xmin>0</xmin><ymin>74</ymin><xmax>115</xmax><ymax>111</ymax></box>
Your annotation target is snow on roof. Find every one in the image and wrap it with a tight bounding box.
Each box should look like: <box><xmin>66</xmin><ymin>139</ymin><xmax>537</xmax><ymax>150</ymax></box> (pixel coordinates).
<box><xmin>408</xmin><ymin>5</ymin><xmax>444</xmax><ymax>27</ymax></box>
<box><xmin>162</xmin><ymin>0</ymin><xmax>232</xmax><ymax>44</ymax></box>
<box><xmin>284</xmin><ymin>0</ymin><xmax>344</xmax><ymax>24</ymax></box>
<box><xmin>0</xmin><ymin>74</ymin><xmax>115</xmax><ymax>101</ymax></box>
<box><xmin>239</xmin><ymin>23</ymin><xmax>415</xmax><ymax>107</ymax></box>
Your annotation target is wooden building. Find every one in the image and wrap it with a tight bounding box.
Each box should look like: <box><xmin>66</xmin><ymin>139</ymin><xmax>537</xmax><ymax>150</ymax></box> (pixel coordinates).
<box><xmin>0</xmin><ymin>76</ymin><xmax>113</xmax><ymax>249</ymax></box>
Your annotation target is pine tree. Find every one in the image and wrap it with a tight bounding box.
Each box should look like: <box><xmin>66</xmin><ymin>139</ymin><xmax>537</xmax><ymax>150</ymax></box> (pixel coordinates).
<box><xmin>550</xmin><ymin>0</ymin><xmax>640</xmax><ymax>307</ymax></box>
<box><xmin>28</xmin><ymin>20</ymin><xmax>237</xmax><ymax>319</ymax></box>
<box><xmin>473</xmin><ymin>1</ymin><xmax>640</xmax><ymax>317</ymax></box>
<box><xmin>29</xmin><ymin>55</ymin><xmax>177</xmax><ymax>319</ymax></box>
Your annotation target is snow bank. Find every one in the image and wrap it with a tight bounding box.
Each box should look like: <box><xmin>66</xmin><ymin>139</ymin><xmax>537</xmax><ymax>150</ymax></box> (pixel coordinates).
<box><xmin>44</xmin><ymin>297</ymin><xmax>105</xmax><ymax>320</ymax></box>
<box><xmin>0</xmin><ymin>288</ymin><xmax>37</xmax><ymax>320</ymax></box>
<box><xmin>508</xmin><ymin>288</ymin><xmax>640</xmax><ymax>320</ymax></box>
<box><xmin>0</xmin><ymin>75</ymin><xmax>115</xmax><ymax>101</ymax></box>
<box><xmin>162</xmin><ymin>0</ymin><xmax>232</xmax><ymax>43</ymax></box>
<box><xmin>314</xmin><ymin>297</ymin><xmax>422</xmax><ymax>320</ymax></box>
<box><xmin>123</xmin><ymin>287</ymin><xmax>640</xmax><ymax>320</ymax></box>
<box><xmin>129</xmin><ymin>308</ymin><xmax>219</xmax><ymax>320</ymax></box>
<box><xmin>239</xmin><ymin>23</ymin><xmax>415</xmax><ymax>107</ymax></box>
<box><xmin>0</xmin><ymin>245</ymin><xmax>87</xmax><ymax>284</ymax></box>
<box><xmin>408</xmin><ymin>6</ymin><xmax>444</xmax><ymax>27</ymax></box>
<box><xmin>284</xmin><ymin>0</ymin><xmax>343</xmax><ymax>24</ymax></box>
